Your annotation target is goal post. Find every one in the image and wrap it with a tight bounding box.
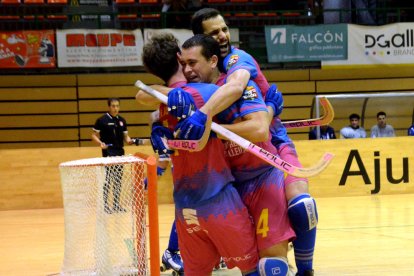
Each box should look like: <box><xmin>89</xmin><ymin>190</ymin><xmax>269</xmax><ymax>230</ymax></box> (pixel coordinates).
<box><xmin>59</xmin><ymin>153</ymin><xmax>160</xmax><ymax>276</ymax></box>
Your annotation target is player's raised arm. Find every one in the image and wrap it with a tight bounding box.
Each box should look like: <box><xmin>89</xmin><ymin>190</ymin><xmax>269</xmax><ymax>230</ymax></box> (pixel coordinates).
<box><xmin>220</xmin><ymin>111</ymin><xmax>269</xmax><ymax>142</ymax></box>
<box><xmin>199</xmin><ymin>68</ymin><xmax>250</xmax><ymax>116</ymax></box>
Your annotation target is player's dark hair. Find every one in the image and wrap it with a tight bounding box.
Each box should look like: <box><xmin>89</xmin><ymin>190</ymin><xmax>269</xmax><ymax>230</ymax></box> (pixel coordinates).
<box><xmin>142</xmin><ymin>33</ymin><xmax>180</xmax><ymax>83</ymax></box>
<box><xmin>349</xmin><ymin>113</ymin><xmax>360</xmax><ymax>120</ymax></box>
<box><xmin>377</xmin><ymin>111</ymin><xmax>386</xmax><ymax>118</ymax></box>
<box><xmin>191</xmin><ymin>8</ymin><xmax>221</xmax><ymax>35</ymax></box>
<box><xmin>182</xmin><ymin>34</ymin><xmax>225</xmax><ymax>72</ymax></box>
<box><xmin>107</xmin><ymin>98</ymin><xmax>120</xmax><ymax>106</ymax></box>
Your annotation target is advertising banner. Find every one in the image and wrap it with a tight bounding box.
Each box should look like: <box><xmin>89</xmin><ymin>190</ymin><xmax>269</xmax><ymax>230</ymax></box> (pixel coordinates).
<box><xmin>295</xmin><ymin>137</ymin><xmax>414</xmax><ymax>197</ymax></box>
<box><xmin>0</xmin><ymin>30</ymin><xmax>56</xmax><ymax>68</ymax></box>
<box><xmin>322</xmin><ymin>23</ymin><xmax>414</xmax><ymax>68</ymax></box>
<box><xmin>265</xmin><ymin>24</ymin><xmax>348</xmax><ymax>62</ymax></box>
<box><xmin>57</xmin><ymin>29</ymin><xmax>144</xmax><ymax>67</ymax></box>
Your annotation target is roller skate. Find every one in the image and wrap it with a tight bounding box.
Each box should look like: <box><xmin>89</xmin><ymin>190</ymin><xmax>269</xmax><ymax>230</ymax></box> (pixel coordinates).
<box><xmin>160</xmin><ymin>249</ymin><xmax>184</xmax><ymax>275</ymax></box>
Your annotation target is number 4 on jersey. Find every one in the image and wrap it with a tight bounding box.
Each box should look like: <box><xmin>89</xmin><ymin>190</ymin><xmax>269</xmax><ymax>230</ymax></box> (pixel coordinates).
<box><xmin>257</xmin><ymin>208</ymin><xmax>269</xmax><ymax>238</ymax></box>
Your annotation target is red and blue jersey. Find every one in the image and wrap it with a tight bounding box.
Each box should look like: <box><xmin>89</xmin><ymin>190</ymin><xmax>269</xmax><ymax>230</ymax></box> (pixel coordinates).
<box><xmin>219</xmin><ymin>46</ymin><xmax>292</xmax><ymax>148</ymax></box>
<box><xmin>218</xmin><ymin>46</ymin><xmax>270</xmax><ymax>98</ymax></box>
<box><xmin>160</xmin><ymin>81</ymin><xmax>236</xmax><ymax>211</ymax></box>
<box><xmin>215</xmin><ymin>80</ymin><xmax>278</xmax><ymax>182</ymax></box>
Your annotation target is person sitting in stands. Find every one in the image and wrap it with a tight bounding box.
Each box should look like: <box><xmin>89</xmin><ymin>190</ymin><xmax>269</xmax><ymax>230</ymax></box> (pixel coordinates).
<box><xmin>340</xmin><ymin>113</ymin><xmax>366</xmax><ymax>139</ymax></box>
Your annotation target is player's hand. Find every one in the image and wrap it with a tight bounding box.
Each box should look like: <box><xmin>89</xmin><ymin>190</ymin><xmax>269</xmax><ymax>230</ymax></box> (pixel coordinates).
<box><xmin>101</xmin><ymin>142</ymin><xmax>111</xmax><ymax>149</ymax></box>
<box><xmin>174</xmin><ymin>110</ymin><xmax>207</xmax><ymax>140</ymax></box>
<box><xmin>150</xmin><ymin>122</ymin><xmax>174</xmax><ymax>155</ymax></box>
<box><xmin>131</xmin><ymin>138</ymin><xmax>144</xmax><ymax>146</ymax></box>
<box><xmin>167</xmin><ymin>87</ymin><xmax>196</xmax><ymax>120</ymax></box>
<box><xmin>265</xmin><ymin>84</ymin><xmax>284</xmax><ymax>117</ymax></box>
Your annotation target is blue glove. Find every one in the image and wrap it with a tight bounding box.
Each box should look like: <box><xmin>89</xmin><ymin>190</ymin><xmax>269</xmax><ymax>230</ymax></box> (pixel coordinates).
<box><xmin>150</xmin><ymin>122</ymin><xmax>174</xmax><ymax>155</ymax></box>
<box><xmin>265</xmin><ymin>84</ymin><xmax>284</xmax><ymax>117</ymax></box>
<box><xmin>157</xmin><ymin>166</ymin><xmax>166</xmax><ymax>176</ymax></box>
<box><xmin>167</xmin><ymin>87</ymin><xmax>196</xmax><ymax>120</ymax></box>
<box><xmin>174</xmin><ymin>110</ymin><xmax>207</xmax><ymax>140</ymax></box>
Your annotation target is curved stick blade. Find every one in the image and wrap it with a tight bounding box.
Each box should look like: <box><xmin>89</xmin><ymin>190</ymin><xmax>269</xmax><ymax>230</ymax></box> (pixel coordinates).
<box><xmin>283</xmin><ymin>97</ymin><xmax>334</xmax><ymax>128</ymax></box>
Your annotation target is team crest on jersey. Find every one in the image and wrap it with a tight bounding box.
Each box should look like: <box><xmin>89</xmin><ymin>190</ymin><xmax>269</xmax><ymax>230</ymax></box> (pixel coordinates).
<box><xmin>242</xmin><ymin>86</ymin><xmax>258</xmax><ymax>100</ymax></box>
<box><xmin>226</xmin><ymin>54</ymin><xmax>239</xmax><ymax>71</ymax></box>
<box><xmin>120</xmin><ymin>121</ymin><xmax>123</xmax><ymax>127</ymax></box>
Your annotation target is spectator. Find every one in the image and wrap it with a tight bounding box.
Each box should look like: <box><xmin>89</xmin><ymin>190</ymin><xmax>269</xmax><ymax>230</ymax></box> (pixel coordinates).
<box><xmin>370</xmin><ymin>111</ymin><xmax>395</xmax><ymax>138</ymax></box>
<box><xmin>323</xmin><ymin>0</ymin><xmax>377</xmax><ymax>25</ymax></box>
<box><xmin>309</xmin><ymin>125</ymin><xmax>336</xmax><ymax>140</ymax></box>
<box><xmin>340</xmin><ymin>113</ymin><xmax>367</xmax><ymax>138</ymax></box>
<box><xmin>408</xmin><ymin>123</ymin><xmax>414</xmax><ymax>136</ymax></box>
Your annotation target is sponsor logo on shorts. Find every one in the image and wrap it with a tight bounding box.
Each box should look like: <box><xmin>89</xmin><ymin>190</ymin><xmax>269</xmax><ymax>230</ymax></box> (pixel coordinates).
<box><xmin>222</xmin><ymin>253</ymin><xmax>253</xmax><ymax>263</ymax></box>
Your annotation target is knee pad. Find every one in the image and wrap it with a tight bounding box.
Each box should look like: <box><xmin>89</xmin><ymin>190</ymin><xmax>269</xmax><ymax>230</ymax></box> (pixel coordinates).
<box><xmin>258</xmin><ymin>257</ymin><xmax>289</xmax><ymax>276</ymax></box>
<box><xmin>288</xmin><ymin>193</ymin><xmax>318</xmax><ymax>232</ymax></box>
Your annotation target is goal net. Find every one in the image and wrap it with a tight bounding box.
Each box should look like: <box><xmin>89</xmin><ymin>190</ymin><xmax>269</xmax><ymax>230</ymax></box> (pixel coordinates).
<box><xmin>59</xmin><ymin>154</ymin><xmax>159</xmax><ymax>276</ymax></box>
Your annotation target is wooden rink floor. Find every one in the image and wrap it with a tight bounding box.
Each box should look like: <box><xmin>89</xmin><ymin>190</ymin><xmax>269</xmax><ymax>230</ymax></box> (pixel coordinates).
<box><xmin>1</xmin><ymin>194</ymin><xmax>414</xmax><ymax>276</ymax></box>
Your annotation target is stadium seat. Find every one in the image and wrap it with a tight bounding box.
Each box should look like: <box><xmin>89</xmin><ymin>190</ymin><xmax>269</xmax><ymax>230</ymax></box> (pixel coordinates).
<box><xmin>282</xmin><ymin>12</ymin><xmax>301</xmax><ymax>17</ymax></box>
<box><xmin>141</xmin><ymin>13</ymin><xmax>160</xmax><ymax>19</ymax></box>
<box><xmin>24</xmin><ymin>15</ymin><xmax>45</xmax><ymax>19</ymax></box>
<box><xmin>24</xmin><ymin>0</ymin><xmax>44</xmax><ymax>3</ymax></box>
<box><xmin>47</xmin><ymin>0</ymin><xmax>67</xmax><ymax>3</ymax></box>
<box><xmin>0</xmin><ymin>0</ymin><xmax>20</xmax><ymax>3</ymax></box>
<box><xmin>115</xmin><ymin>0</ymin><xmax>135</xmax><ymax>4</ymax></box>
<box><xmin>47</xmin><ymin>14</ymin><xmax>67</xmax><ymax>20</ymax></box>
<box><xmin>117</xmin><ymin>14</ymin><xmax>137</xmax><ymax>19</ymax></box>
<box><xmin>0</xmin><ymin>15</ymin><xmax>19</xmax><ymax>18</ymax></box>
<box><xmin>257</xmin><ymin>12</ymin><xmax>277</xmax><ymax>17</ymax></box>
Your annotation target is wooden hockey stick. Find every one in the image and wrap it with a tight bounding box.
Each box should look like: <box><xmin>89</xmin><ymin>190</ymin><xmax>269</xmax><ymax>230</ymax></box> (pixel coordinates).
<box><xmin>282</xmin><ymin>97</ymin><xmax>334</xmax><ymax>128</ymax></box>
<box><xmin>135</xmin><ymin>81</ymin><xmax>334</xmax><ymax>178</ymax></box>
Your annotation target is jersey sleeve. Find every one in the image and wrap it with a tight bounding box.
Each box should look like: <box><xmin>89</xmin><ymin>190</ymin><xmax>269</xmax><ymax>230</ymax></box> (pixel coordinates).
<box><xmin>93</xmin><ymin>117</ymin><xmax>102</xmax><ymax>132</ymax></box>
<box><xmin>121</xmin><ymin>117</ymin><xmax>128</xmax><ymax>133</ymax></box>
<box><xmin>223</xmin><ymin>48</ymin><xmax>258</xmax><ymax>80</ymax></box>
<box><xmin>216</xmin><ymin>81</ymin><xmax>267</xmax><ymax>123</ymax></box>
<box><xmin>238</xmin><ymin>81</ymin><xmax>267</xmax><ymax>118</ymax></box>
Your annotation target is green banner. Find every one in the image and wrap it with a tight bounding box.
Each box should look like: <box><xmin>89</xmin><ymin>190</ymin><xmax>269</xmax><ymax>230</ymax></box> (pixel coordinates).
<box><xmin>265</xmin><ymin>24</ymin><xmax>348</xmax><ymax>62</ymax></box>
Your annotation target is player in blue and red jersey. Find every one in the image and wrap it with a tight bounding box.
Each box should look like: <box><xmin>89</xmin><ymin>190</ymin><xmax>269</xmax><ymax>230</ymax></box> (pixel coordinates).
<box><xmin>176</xmin><ymin>34</ymin><xmax>295</xmax><ymax>275</ymax></box>
<box><xmin>136</xmin><ymin>33</ymin><xmax>260</xmax><ymax>276</ymax></box>
<box><xmin>168</xmin><ymin>9</ymin><xmax>318</xmax><ymax>276</ymax></box>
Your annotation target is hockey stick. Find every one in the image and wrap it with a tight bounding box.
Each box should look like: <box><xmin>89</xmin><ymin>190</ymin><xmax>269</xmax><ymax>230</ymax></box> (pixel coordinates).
<box><xmin>167</xmin><ymin>110</ymin><xmax>212</xmax><ymax>152</ymax></box>
<box><xmin>282</xmin><ymin>97</ymin><xmax>334</xmax><ymax>128</ymax></box>
<box><xmin>132</xmin><ymin>112</ymin><xmax>212</xmax><ymax>153</ymax></box>
<box><xmin>135</xmin><ymin>80</ymin><xmax>334</xmax><ymax>178</ymax></box>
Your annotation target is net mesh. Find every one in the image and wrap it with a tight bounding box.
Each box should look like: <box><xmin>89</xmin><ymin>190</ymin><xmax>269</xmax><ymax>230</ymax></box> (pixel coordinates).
<box><xmin>59</xmin><ymin>155</ymin><xmax>147</xmax><ymax>276</ymax></box>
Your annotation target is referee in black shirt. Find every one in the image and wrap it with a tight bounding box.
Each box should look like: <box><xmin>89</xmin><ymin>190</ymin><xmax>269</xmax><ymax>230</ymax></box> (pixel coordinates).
<box><xmin>92</xmin><ymin>97</ymin><xmax>134</xmax><ymax>213</ymax></box>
